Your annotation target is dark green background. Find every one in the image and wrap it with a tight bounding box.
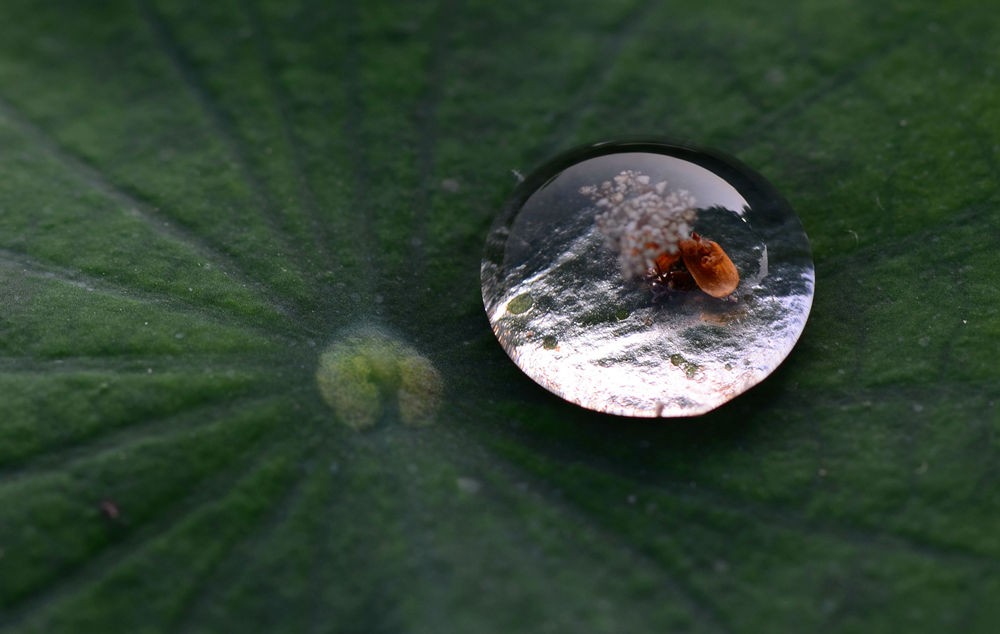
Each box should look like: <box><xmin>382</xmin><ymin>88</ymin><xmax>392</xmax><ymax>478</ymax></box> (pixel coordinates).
<box><xmin>0</xmin><ymin>1</ymin><xmax>997</xmax><ymax>632</ymax></box>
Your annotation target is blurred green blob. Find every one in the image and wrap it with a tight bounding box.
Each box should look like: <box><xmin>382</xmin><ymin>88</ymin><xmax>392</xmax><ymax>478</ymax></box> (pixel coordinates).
<box><xmin>315</xmin><ymin>329</ymin><xmax>443</xmax><ymax>430</ymax></box>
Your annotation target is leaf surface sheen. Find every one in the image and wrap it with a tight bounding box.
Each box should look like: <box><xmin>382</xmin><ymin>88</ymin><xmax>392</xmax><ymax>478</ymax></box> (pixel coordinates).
<box><xmin>0</xmin><ymin>1</ymin><xmax>998</xmax><ymax>632</ymax></box>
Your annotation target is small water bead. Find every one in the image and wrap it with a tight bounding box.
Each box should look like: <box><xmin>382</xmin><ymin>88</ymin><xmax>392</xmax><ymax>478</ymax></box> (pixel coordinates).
<box><xmin>481</xmin><ymin>140</ymin><xmax>814</xmax><ymax>417</ymax></box>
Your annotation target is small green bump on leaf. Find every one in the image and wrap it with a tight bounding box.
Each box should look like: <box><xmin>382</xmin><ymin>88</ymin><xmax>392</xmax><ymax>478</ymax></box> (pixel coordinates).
<box><xmin>506</xmin><ymin>292</ymin><xmax>533</xmax><ymax>314</ymax></box>
<box><xmin>396</xmin><ymin>353</ymin><xmax>444</xmax><ymax>427</ymax></box>
<box><xmin>669</xmin><ymin>353</ymin><xmax>700</xmax><ymax>378</ymax></box>
<box><xmin>542</xmin><ymin>335</ymin><xmax>557</xmax><ymax>349</ymax></box>
<box><xmin>577</xmin><ymin>304</ymin><xmax>631</xmax><ymax>327</ymax></box>
<box><xmin>315</xmin><ymin>328</ymin><xmax>443</xmax><ymax>430</ymax></box>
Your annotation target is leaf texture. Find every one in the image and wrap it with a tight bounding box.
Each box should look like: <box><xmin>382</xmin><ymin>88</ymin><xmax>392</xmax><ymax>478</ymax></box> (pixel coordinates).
<box><xmin>0</xmin><ymin>1</ymin><xmax>998</xmax><ymax>632</ymax></box>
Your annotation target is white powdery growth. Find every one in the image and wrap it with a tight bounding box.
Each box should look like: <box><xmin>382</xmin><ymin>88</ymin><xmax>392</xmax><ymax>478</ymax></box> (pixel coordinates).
<box><xmin>580</xmin><ymin>170</ymin><xmax>697</xmax><ymax>278</ymax></box>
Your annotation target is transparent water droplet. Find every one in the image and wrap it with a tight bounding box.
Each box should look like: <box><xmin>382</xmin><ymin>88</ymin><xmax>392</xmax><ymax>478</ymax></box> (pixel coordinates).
<box><xmin>481</xmin><ymin>140</ymin><xmax>815</xmax><ymax>417</ymax></box>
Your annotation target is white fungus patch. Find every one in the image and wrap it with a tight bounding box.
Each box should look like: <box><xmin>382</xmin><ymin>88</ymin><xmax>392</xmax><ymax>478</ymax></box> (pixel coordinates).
<box><xmin>580</xmin><ymin>170</ymin><xmax>697</xmax><ymax>279</ymax></box>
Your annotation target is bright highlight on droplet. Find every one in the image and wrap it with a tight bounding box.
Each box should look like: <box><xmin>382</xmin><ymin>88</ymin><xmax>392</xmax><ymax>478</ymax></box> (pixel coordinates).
<box><xmin>315</xmin><ymin>329</ymin><xmax>443</xmax><ymax>430</ymax></box>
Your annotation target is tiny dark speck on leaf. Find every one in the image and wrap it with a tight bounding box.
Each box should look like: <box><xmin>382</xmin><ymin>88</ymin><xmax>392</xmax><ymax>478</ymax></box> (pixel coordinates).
<box><xmin>99</xmin><ymin>500</ymin><xmax>120</xmax><ymax>521</ymax></box>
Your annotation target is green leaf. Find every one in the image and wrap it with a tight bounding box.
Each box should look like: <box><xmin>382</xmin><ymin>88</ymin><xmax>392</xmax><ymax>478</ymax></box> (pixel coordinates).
<box><xmin>0</xmin><ymin>0</ymin><xmax>998</xmax><ymax>632</ymax></box>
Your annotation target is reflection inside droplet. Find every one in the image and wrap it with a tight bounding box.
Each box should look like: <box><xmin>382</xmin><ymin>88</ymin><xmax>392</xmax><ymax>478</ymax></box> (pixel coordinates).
<box><xmin>481</xmin><ymin>141</ymin><xmax>814</xmax><ymax>417</ymax></box>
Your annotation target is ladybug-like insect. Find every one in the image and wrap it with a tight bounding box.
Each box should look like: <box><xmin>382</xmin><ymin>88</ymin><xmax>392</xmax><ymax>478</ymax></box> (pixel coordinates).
<box><xmin>646</xmin><ymin>232</ymin><xmax>739</xmax><ymax>300</ymax></box>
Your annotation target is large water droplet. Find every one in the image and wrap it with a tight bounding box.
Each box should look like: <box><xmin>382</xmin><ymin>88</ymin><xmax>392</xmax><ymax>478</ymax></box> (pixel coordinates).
<box><xmin>481</xmin><ymin>140</ymin><xmax>814</xmax><ymax>417</ymax></box>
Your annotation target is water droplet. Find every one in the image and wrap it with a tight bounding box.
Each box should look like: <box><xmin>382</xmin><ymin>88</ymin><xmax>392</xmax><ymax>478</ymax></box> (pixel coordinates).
<box><xmin>481</xmin><ymin>140</ymin><xmax>814</xmax><ymax>417</ymax></box>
